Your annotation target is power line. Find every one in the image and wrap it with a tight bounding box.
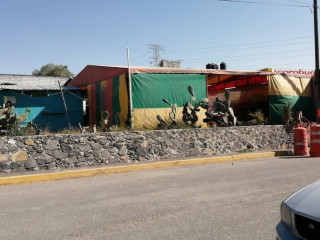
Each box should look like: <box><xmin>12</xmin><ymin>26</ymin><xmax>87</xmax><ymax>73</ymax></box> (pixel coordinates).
<box><xmin>130</xmin><ymin>52</ymin><xmax>149</xmax><ymax>61</ymax></box>
<box><xmin>230</xmin><ymin>61</ymin><xmax>314</xmax><ymax>69</ymax></box>
<box><xmin>183</xmin><ymin>53</ymin><xmax>313</xmax><ymax>64</ymax></box>
<box><xmin>129</xmin><ymin>37</ymin><xmax>314</xmax><ymax>68</ymax></box>
<box><xmin>183</xmin><ymin>48</ymin><xmax>314</xmax><ymax>60</ymax></box>
<box><xmin>218</xmin><ymin>0</ymin><xmax>312</xmax><ymax>8</ymax></box>
<box><xmin>166</xmin><ymin>42</ymin><xmax>312</xmax><ymax>56</ymax></box>
<box><xmin>289</xmin><ymin>0</ymin><xmax>313</xmax><ymax>6</ymax></box>
<box><xmin>164</xmin><ymin>36</ymin><xmax>313</xmax><ymax>54</ymax></box>
<box><xmin>133</xmin><ymin>44</ymin><xmax>314</xmax><ymax>68</ymax></box>
<box><xmin>162</xmin><ymin>19</ymin><xmax>312</xmax><ymax>48</ymax></box>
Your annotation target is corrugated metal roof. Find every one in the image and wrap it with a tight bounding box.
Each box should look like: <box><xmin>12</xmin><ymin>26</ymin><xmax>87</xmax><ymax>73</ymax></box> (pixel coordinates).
<box><xmin>0</xmin><ymin>74</ymin><xmax>70</xmax><ymax>86</ymax></box>
<box><xmin>0</xmin><ymin>84</ymin><xmax>80</xmax><ymax>91</ymax></box>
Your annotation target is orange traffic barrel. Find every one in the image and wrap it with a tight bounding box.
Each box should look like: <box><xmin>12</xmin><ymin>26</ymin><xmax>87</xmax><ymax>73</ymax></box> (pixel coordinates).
<box><xmin>294</xmin><ymin>127</ymin><xmax>309</xmax><ymax>156</ymax></box>
<box><xmin>310</xmin><ymin>125</ymin><xmax>320</xmax><ymax>157</ymax></box>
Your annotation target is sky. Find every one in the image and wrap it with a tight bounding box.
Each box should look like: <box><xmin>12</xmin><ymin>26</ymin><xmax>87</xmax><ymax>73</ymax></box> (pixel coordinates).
<box><xmin>0</xmin><ymin>0</ymin><xmax>316</xmax><ymax>76</ymax></box>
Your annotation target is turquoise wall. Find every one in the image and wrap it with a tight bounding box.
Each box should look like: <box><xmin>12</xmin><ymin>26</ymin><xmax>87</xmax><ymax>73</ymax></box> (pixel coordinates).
<box><xmin>0</xmin><ymin>90</ymin><xmax>83</xmax><ymax>132</ymax></box>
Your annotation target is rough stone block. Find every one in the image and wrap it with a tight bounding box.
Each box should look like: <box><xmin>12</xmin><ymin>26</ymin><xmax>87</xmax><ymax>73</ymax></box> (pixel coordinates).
<box><xmin>37</xmin><ymin>153</ymin><xmax>55</xmax><ymax>164</ymax></box>
<box><xmin>0</xmin><ymin>147</ymin><xmax>7</xmax><ymax>154</ymax></box>
<box><xmin>8</xmin><ymin>145</ymin><xmax>18</xmax><ymax>152</ymax></box>
<box><xmin>10</xmin><ymin>162</ymin><xmax>20</xmax><ymax>170</ymax></box>
<box><xmin>118</xmin><ymin>147</ymin><xmax>127</xmax><ymax>156</ymax></box>
<box><xmin>69</xmin><ymin>149</ymin><xmax>83</xmax><ymax>157</ymax></box>
<box><xmin>12</xmin><ymin>150</ymin><xmax>28</xmax><ymax>162</ymax></box>
<box><xmin>60</xmin><ymin>143</ymin><xmax>73</xmax><ymax>152</ymax></box>
<box><xmin>43</xmin><ymin>140</ymin><xmax>59</xmax><ymax>150</ymax></box>
<box><xmin>91</xmin><ymin>143</ymin><xmax>102</xmax><ymax>151</ymax></box>
<box><xmin>109</xmin><ymin>156</ymin><xmax>120</xmax><ymax>163</ymax></box>
<box><xmin>0</xmin><ymin>162</ymin><xmax>11</xmax><ymax>173</ymax></box>
<box><xmin>25</xmin><ymin>139</ymin><xmax>34</xmax><ymax>146</ymax></box>
<box><xmin>24</xmin><ymin>157</ymin><xmax>37</xmax><ymax>169</ymax></box>
<box><xmin>141</xmin><ymin>140</ymin><xmax>149</xmax><ymax>148</ymax></box>
<box><xmin>8</xmin><ymin>139</ymin><xmax>16</xmax><ymax>145</ymax></box>
<box><xmin>54</xmin><ymin>151</ymin><xmax>68</xmax><ymax>160</ymax></box>
<box><xmin>78</xmin><ymin>144</ymin><xmax>92</xmax><ymax>152</ymax></box>
<box><xmin>120</xmin><ymin>155</ymin><xmax>129</xmax><ymax>162</ymax></box>
<box><xmin>101</xmin><ymin>149</ymin><xmax>111</xmax><ymax>159</ymax></box>
<box><xmin>67</xmin><ymin>156</ymin><xmax>78</xmax><ymax>164</ymax></box>
<box><xmin>0</xmin><ymin>154</ymin><xmax>9</xmax><ymax>162</ymax></box>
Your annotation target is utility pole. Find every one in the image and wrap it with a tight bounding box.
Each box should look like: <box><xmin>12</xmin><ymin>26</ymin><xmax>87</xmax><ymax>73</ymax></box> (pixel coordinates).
<box><xmin>314</xmin><ymin>0</ymin><xmax>320</xmax><ymax>121</ymax></box>
<box><xmin>314</xmin><ymin>0</ymin><xmax>319</xmax><ymax>72</ymax></box>
<box><xmin>126</xmin><ymin>47</ymin><xmax>133</xmax><ymax>129</ymax></box>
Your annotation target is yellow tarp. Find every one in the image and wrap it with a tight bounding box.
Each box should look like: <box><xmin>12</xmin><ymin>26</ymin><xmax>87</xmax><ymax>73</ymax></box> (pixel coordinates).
<box><xmin>133</xmin><ymin>108</ymin><xmax>208</xmax><ymax>129</ymax></box>
<box><xmin>268</xmin><ymin>75</ymin><xmax>312</xmax><ymax>97</ymax></box>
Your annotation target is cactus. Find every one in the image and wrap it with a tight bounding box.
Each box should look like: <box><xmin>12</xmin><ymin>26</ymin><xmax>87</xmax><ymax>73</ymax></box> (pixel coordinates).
<box><xmin>156</xmin><ymin>99</ymin><xmax>177</xmax><ymax>129</ymax></box>
<box><xmin>156</xmin><ymin>115</ymin><xmax>169</xmax><ymax>129</ymax></box>
<box><xmin>249</xmin><ymin>109</ymin><xmax>265</xmax><ymax>124</ymax></box>
<box><xmin>203</xmin><ymin>90</ymin><xmax>237</xmax><ymax>127</ymax></box>
<box><xmin>0</xmin><ymin>105</ymin><xmax>36</xmax><ymax>136</ymax></box>
<box><xmin>282</xmin><ymin>102</ymin><xmax>292</xmax><ymax>124</ymax></box>
<box><xmin>113</xmin><ymin>112</ymin><xmax>120</xmax><ymax>127</ymax></box>
<box><xmin>102</xmin><ymin>110</ymin><xmax>109</xmax><ymax>126</ymax></box>
<box><xmin>102</xmin><ymin>111</ymin><xmax>121</xmax><ymax>131</ymax></box>
<box><xmin>162</xmin><ymin>98</ymin><xmax>177</xmax><ymax>125</ymax></box>
<box><xmin>182</xmin><ymin>85</ymin><xmax>209</xmax><ymax>127</ymax></box>
<box><xmin>126</xmin><ymin>114</ymin><xmax>134</xmax><ymax>130</ymax></box>
<box><xmin>16</xmin><ymin>109</ymin><xmax>31</xmax><ymax>124</ymax></box>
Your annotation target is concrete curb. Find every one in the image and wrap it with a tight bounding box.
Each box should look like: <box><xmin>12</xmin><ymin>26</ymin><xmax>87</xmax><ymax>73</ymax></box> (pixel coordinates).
<box><xmin>0</xmin><ymin>151</ymin><xmax>291</xmax><ymax>186</ymax></box>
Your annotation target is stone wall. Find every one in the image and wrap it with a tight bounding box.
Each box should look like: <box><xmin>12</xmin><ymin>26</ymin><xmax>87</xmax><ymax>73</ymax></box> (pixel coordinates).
<box><xmin>0</xmin><ymin>125</ymin><xmax>292</xmax><ymax>173</ymax></box>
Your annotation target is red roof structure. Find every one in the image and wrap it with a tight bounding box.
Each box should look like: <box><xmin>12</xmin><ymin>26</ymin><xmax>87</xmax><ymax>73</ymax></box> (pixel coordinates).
<box><xmin>69</xmin><ymin>65</ymin><xmax>273</xmax><ymax>88</ymax></box>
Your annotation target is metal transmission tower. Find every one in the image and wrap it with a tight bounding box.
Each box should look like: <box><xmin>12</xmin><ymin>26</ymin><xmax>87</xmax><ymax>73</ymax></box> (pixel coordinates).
<box><xmin>149</xmin><ymin>44</ymin><xmax>165</xmax><ymax>67</ymax></box>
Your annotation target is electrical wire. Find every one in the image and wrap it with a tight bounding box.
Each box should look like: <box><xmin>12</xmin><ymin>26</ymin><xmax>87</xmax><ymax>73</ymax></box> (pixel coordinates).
<box><xmin>289</xmin><ymin>0</ymin><xmax>313</xmax><ymax>6</ymax></box>
<box><xmin>130</xmin><ymin>52</ymin><xmax>149</xmax><ymax>61</ymax></box>
<box><xmin>162</xmin><ymin>19</ymin><xmax>312</xmax><ymax>48</ymax></box>
<box><xmin>183</xmin><ymin>52</ymin><xmax>314</xmax><ymax>62</ymax></box>
<box><xmin>63</xmin><ymin>90</ymin><xmax>83</xmax><ymax>100</ymax></box>
<box><xmin>121</xmin><ymin>0</ymin><xmax>315</xmax><ymax>69</ymax></box>
<box><xmin>185</xmin><ymin>48</ymin><xmax>313</xmax><ymax>60</ymax></box>
<box><xmin>48</xmin><ymin>90</ymin><xmax>83</xmax><ymax>100</ymax></box>
<box><xmin>218</xmin><ymin>0</ymin><xmax>312</xmax><ymax>8</ymax></box>
<box><xmin>164</xmin><ymin>37</ymin><xmax>313</xmax><ymax>54</ymax></box>
<box><xmin>229</xmin><ymin>62</ymin><xmax>314</xmax><ymax>69</ymax></box>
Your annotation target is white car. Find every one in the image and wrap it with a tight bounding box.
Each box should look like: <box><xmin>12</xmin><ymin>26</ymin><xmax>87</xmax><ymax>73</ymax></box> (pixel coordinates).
<box><xmin>276</xmin><ymin>180</ymin><xmax>320</xmax><ymax>240</ymax></box>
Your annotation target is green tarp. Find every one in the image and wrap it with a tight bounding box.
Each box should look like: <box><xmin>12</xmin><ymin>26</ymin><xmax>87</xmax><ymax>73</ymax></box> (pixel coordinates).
<box><xmin>132</xmin><ymin>73</ymin><xmax>207</xmax><ymax>109</ymax></box>
<box><xmin>269</xmin><ymin>95</ymin><xmax>313</xmax><ymax>124</ymax></box>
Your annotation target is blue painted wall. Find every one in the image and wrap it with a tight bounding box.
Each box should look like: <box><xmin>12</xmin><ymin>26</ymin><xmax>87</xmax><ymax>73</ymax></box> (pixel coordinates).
<box><xmin>0</xmin><ymin>90</ymin><xmax>83</xmax><ymax>132</ymax></box>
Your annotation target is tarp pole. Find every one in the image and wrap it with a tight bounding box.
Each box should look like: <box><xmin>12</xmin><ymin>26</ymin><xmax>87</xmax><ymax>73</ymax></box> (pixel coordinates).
<box><xmin>126</xmin><ymin>47</ymin><xmax>133</xmax><ymax>128</ymax></box>
<box><xmin>58</xmin><ymin>81</ymin><xmax>71</xmax><ymax>128</ymax></box>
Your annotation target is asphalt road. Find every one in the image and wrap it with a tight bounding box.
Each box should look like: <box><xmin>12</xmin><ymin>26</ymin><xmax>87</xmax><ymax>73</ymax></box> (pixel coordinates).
<box><xmin>0</xmin><ymin>156</ymin><xmax>319</xmax><ymax>240</ymax></box>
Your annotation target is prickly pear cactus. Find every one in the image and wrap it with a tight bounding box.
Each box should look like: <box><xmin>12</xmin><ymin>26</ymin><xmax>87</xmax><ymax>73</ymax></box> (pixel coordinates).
<box><xmin>1</xmin><ymin>108</ymin><xmax>35</xmax><ymax>136</ymax></box>
<box><xmin>156</xmin><ymin>115</ymin><xmax>169</xmax><ymax>129</ymax></box>
<box><xmin>182</xmin><ymin>85</ymin><xmax>208</xmax><ymax>127</ymax></box>
<box><xmin>102</xmin><ymin>111</ymin><xmax>121</xmax><ymax>131</ymax></box>
<box><xmin>102</xmin><ymin>110</ymin><xmax>109</xmax><ymax>126</ymax></box>
<box><xmin>203</xmin><ymin>90</ymin><xmax>237</xmax><ymax>127</ymax></box>
<box><xmin>156</xmin><ymin>99</ymin><xmax>178</xmax><ymax>129</ymax></box>
<box><xmin>162</xmin><ymin>98</ymin><xmax>177</xmax><ymax>125</ymax></box>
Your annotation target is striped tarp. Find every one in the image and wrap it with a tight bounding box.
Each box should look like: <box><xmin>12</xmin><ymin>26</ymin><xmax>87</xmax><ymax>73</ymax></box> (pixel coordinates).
<box><xmin>131</xmin><ymin>73</ymin><xmax>207</xmax><ymax>128</ymax></box>
<box><xmin>87</xmin><ymin>74</ymin><xmax>128</xmax><ymax>128</ymax></box>
<box><xmin>268</xmin><ymin>74</ymin><xmax>313</xmax><ymax>124</ymax></box>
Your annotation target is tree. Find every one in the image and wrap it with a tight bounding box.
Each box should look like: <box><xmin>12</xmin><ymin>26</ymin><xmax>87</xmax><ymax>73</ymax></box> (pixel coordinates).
<box><xmin>32</xmin><ymin>63</ymin><xmax>74</xmax><ymax>77</ymax></box>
